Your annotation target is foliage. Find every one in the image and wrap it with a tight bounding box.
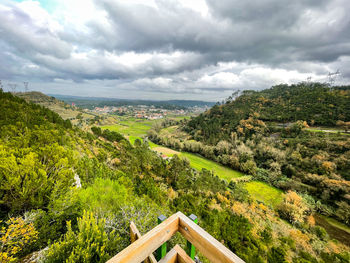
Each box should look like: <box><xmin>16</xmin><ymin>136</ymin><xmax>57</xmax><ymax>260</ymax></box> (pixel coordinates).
<box><xmin>1</xmin><ymin>89</ymin><xmax>349</xmax><ymax>262</ymax></box>
<box><xmin>44</xmin><ymin>211</ymin><xmax>121</xmax><ymax>263</ymax></box>
<box><xmin>186</xmin><ymin>83</ymin><xmax>350</xmax><ymax>144</ymax></box>
<box><xmin>278</xmin><ymin>191</ymin><xmax>310</xmax><ymax>225</ymax></box>
<box><xmin>0</xmin><ymin>217</ymin><xmax>38</xmax><ymax>262</ymax></box>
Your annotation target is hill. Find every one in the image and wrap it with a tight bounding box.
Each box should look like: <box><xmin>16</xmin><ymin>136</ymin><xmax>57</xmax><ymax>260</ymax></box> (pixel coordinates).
<box><xmin>185</xmin><ymin>83</ymin><xmax>350</xmax><ymax>144</ymax></box>
<box><xmin>15</xmin><ymin>91</ymin><xmax>95</xmax><ymax>120</ymax></box>
<box><xmin>15</xmin><ymin>91</ymin><xmax>117</xmax><ymax>127</ymax></box>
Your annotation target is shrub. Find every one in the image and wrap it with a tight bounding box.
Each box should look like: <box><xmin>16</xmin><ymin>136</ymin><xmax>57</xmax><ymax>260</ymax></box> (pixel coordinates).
<box><xmin>277</xmin><ymin>191</ymin><xmax>309</xmax><ymax>225</ymax></box>
<box><xmin>0</xmin><ymin>217</ymin><xmax>38</xmax><ymax>262</ymax></box>
<box><xmin>267</xmin><ymin>247</ymin><xmax>287</xmax><ymax>263</ymax></box>
<box><xmin>44</xmin><ymin>211</ymin><xmax>122</xmax><ymax>263</ymax></box>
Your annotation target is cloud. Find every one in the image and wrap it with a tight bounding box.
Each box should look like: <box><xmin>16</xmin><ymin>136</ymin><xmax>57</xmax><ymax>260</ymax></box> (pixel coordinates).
<box><xmin>0</xmin><ymin>0</ymin><xmax>349</xmax><ymax>100</ymax></box>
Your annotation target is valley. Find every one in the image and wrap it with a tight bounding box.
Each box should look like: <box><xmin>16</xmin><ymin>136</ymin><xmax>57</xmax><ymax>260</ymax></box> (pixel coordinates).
<box><xmin>101</xmin><ymin>117</ymin><xmax>285</xmax><ymax>209</ymax></box>
<box><xmin>1</xmin><ymin>84</ymin><xmax>349</xmax><ymax>263</ymax></box>
<box><xmin>3</xmin><ymin>0</ymin><xmax>350</xmax><ymax>261</ymax></box>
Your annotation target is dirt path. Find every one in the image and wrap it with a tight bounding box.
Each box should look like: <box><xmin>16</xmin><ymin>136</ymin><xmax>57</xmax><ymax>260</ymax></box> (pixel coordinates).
<box><xmin>314</xmin><ymin>214</ymin><xmax>350</xmax><ymax>246</ymax></box>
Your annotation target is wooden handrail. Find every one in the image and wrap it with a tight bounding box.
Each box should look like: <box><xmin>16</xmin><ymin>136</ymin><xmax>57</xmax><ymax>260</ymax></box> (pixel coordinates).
<box><xmin>107</xmin><ymin>212</ymin><xmax>179</xmax><ymax>263</ymax></box>
<box><xmin>107</xmin><ymin>211</ymin><xmax>245</xmax><ymax>263</ymax></box>
<box><xmin>178</xmin><ymin>212</ymin><xmax>244</xmax><ymax>263</ymax></box>
<box><xmin>130</xmin><ymin>222</ymin><xmax>157</xmax><ymax>263</ymax></box>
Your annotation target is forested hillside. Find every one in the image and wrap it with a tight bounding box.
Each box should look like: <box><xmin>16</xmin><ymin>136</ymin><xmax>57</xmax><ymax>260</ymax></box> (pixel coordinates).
<box><xmin>0</xmin><ymin>89</ymin><xmax>349</xmax><ymax>263</ymax></box>
<box><xmin>186</xmin><ymin>83</ymin><xmax>350</xmax><ymax>145</ymax></box>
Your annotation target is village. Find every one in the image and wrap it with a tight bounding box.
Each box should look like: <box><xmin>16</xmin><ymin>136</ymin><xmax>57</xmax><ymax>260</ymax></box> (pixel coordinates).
<box><xmin>90</xmin><ymin>104</ymin><xmax>206</xmax><ymax>119</ymax></box>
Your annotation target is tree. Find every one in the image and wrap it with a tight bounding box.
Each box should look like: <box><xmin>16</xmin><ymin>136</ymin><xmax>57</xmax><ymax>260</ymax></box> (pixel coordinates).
<box><xmin>91</xmin><ymin>126</ymin><xmax>102</xmax><ymax>136</ymax></box>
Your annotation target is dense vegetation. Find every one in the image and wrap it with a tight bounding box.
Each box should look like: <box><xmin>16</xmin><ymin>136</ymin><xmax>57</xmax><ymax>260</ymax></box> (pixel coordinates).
<box><xmin>149</xmin><ymin>83</ymin><xmax>350</xmax><ymax>226</ymax></box>
<box><xmin>186</xmin><ymin>83</ymin><xmax>350</xmax><ymax>144</ymax></box>
<box><xmin>0</xmin><ymin>89</ymin><xmax>349</xmax><ymax>262</ymax></box>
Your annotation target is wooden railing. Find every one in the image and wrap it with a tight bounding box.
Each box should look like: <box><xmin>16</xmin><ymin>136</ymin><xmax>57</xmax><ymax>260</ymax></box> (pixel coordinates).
<box><xmin>107</xmin><ymin>211</ymin><xmax>245</xmax><ymax>263</ymax></box>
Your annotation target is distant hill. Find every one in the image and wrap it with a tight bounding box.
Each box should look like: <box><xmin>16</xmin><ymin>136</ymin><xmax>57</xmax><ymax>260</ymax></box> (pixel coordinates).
<box><xmin>186</xmin><ymin>83</ymin><xmax>350</xmax><ymax>144</ymax></box>
<box><xmin>50</xmin><ymin>94</ymin><xmax>216</xmax><ymax>109</ymax></box>
<box><xmin>15</xmin><ymin>91</ymin><xmax>87</xmax><ymax>120</ymax></box>
<box><xmin>15</xmin><ymin>91</ymin><xmax>118</xmax><ymax>127</ymax></box>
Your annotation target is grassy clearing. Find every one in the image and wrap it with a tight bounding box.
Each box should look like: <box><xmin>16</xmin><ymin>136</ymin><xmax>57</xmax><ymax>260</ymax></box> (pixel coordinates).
<box><xmin>245</xmin><ymin>181</ymin><xmax>284</xmax><ymax>208</ymax></box>
<box><xmin>306</xmin><ymin>127</ymin><xmax>349</xmax><ymax>136</ymax></box>
<box><xmin>180</xmin><ymin>152</ymin><xmax>244</xmax><ymax>181</ymax></box>
<box><xmin>102</xmin><ymin>119</ymin><xmax>155</xmax><ymax>137</ymax></box>
<box><xmin>151</xmin><ymin>146</ymin><xmax>243</xmax><ymax>181</ymax></box>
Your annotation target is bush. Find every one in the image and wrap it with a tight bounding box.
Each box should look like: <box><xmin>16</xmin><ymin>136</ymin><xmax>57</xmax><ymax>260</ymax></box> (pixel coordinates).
<box><xmin>0</xmin><ymin>217</ymin><xmax>38</xmax><ymax>262</ymax></box>
<box><xmin>267</xmin><ymin>247</ymin><xmax>287</xmax><ymax>263</ymax></box>
<box><xmin>277</xmin><ymin>191</ymin><xmax>309</xmax><ymax>225</ymax></box>
<box><xmin>44</xmin><ymin>211</ymin><xmax>122</xmax><ymax>263</ymax></box>
<box><xmin>312</xmin><ymin>226</ymin><xmax>328</xmax><ymax>241</ymax></box>
<box><xmin>91</xmin><ymin>126</ymin><xmax>102</xmax><ymax>136</ymax></box>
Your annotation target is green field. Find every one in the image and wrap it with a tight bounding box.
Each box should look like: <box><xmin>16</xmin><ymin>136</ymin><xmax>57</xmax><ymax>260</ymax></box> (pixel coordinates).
<box><xmin>180</xmin><ymin>152</ymin><xmax>244</xmax><ymax>181</ymax></box>
<box><xmin>102</xmin><ymin>118</ymin><xmax>156</xmax><ymax>137</ymax></box>
<box><xmin>149</xmin><ymin>147</ymin><xmax>244</xmax><ymax>181</ymax></box>
<box><xmin>307</xmin><ymin>129</ymin><xmax>350</xmax><ymax>136</ymax></box>
<box><xmin>244</xmin><ymin>181</ymin><xmax>284</xmax><ymax>208</ymax></box>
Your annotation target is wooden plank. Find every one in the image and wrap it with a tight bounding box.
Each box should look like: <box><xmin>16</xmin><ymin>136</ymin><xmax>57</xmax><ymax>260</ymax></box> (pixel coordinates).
<box><xmin>177</xmin><ymin>212</ymin><xmax>245</xmax><ymax>263</ymax></box>
<box><xmin>173</xmin><ymin>245</ymin><xmax>195</xmax><ymax>263</ymax></box>
<box><xmin>157</xmin><ymin>247</ymin><xmax>178</xmax><ymax>263</ymax></box>
<box><xmin>130</xmin><ymin>221</ymin><xmax>141</xmax><ymax>243</ymax></box>
<box><xmin>107</xmin><ymin>212</ymin><xmax>180</xmax><ymax>263</ymax></box>
<box><xmin>130</xmin><ymin>222</ymin><xmax>157</xmax><ymax>263</ymax></box>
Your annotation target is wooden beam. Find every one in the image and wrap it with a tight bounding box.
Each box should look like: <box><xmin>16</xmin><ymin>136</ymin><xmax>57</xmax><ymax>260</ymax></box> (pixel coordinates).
<box><xmin>107</xmin><ymin>212</ymin><xmax>180</xmax><ymax>263</ymax></box>
<box><xmin>130</xmin><ymin>222</ymin><xmax>157</xmax><ymax>263</ymax></box>
<box><xmin>173</xmin><ymin>245</ymin><xmax>195</xmax><ymax>263</ymax></box>
<box><xmin>157</xmin><ymin>246</ymin><xmax>178</xmax><ymax>263</ymax></box>
<box><xmin>177</xmin><ymin>212</ymin><xmax>245</xmax><ymax>263</ymax></box>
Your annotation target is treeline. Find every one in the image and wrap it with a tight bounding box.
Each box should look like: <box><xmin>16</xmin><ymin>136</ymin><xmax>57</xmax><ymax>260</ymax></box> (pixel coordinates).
<box><xmin>0</xmin><ymin>89</ymin><xmax>349</xmax><ymax>262</ymax></box>
<box><xmin>186</xmin><ymin>83</ymin><xmax>350</xmax><ymax>145</ymax></box>
<box><xmin>54</xmin><ymin>95</ymin><xmax>214</xmax><ymax>110</ymax></box>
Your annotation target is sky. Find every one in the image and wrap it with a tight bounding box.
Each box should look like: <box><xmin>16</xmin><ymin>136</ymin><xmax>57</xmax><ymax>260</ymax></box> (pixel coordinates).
<box><xmin>0</xmin><ymin>0</ymin><xmax>349</xmax><ymax>101</ymax></box>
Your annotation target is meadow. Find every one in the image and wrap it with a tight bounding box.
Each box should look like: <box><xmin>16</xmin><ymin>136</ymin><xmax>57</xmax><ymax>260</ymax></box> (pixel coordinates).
<box><xmin>244</xmin><ymin>181</ymin><xmax>284</xmax><ymax>208</ymax></box>
<box><xmin>101</xmin><ymin>118</ymin><xmax>157</xmax><ymax>137</ymax></box>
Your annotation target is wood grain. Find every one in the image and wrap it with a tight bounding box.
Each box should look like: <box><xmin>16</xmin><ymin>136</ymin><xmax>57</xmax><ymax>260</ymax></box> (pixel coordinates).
<box><xmin>107</xmin><ymin>213</ymin><xmax>179</xmax><ymax>263</ymax></box>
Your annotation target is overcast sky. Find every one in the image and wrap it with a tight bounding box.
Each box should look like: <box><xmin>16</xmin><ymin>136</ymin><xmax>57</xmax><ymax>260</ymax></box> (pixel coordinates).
<box><xmin>0</xmin><ymin>0</ymin><xmax>349</xmax><ymax>101</ymax></box>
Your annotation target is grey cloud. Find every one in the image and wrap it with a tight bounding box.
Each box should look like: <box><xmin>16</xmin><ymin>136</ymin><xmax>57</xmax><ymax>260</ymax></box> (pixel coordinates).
<box><xmin>88</xmin><ymin>0</ymin><xmax>350</xmax><ymax>65</ymax></box>
<box><xmin>0</xmin><ymin>0</ymin><xmax>349</xmax><ymax>100</ymax></box>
